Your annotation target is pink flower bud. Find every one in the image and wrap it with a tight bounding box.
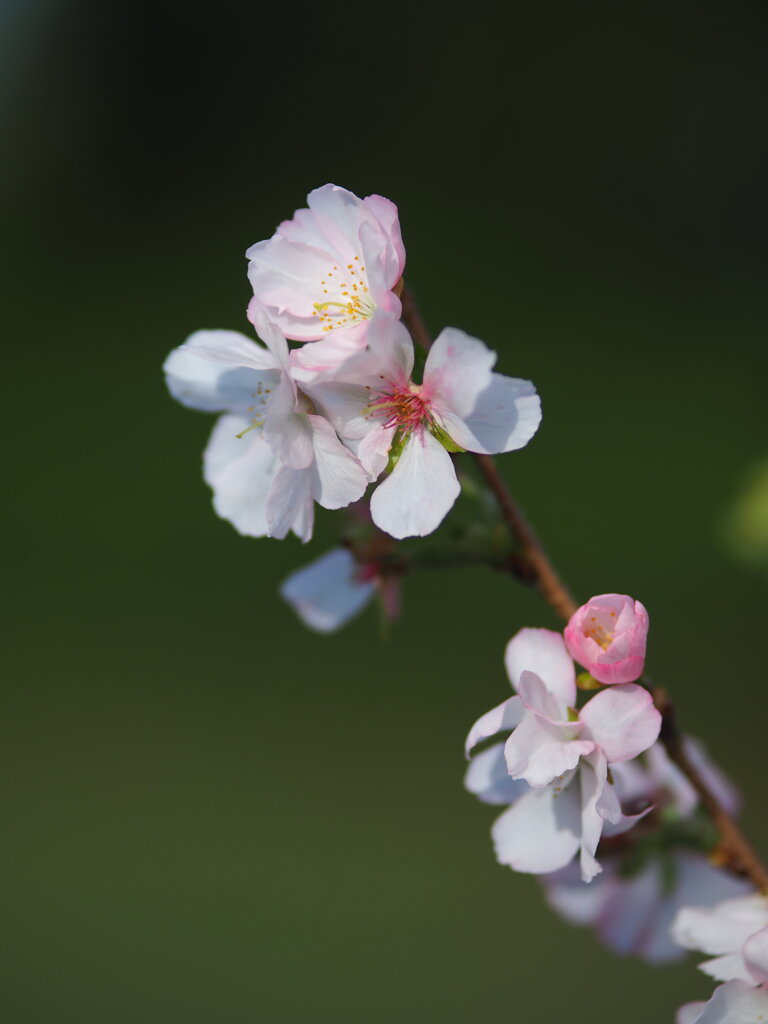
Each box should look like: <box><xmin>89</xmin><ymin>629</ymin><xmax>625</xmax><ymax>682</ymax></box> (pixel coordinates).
<box><xmin>564</xmin><ymin>594</ymin><xmax>649</xmax><ymax>685</ymax></box>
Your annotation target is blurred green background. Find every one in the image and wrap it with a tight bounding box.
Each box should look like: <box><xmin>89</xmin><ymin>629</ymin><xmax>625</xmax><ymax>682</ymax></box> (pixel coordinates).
<box><xmin>3</xmin><ymin>1</ymin><xmax>767</xmax><ymax>1020</ymax></box>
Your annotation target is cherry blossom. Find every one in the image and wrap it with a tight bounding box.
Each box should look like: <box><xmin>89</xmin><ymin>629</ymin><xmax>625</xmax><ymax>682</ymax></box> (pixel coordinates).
<box><xmin>308</xmin><ymin>317</ymin><xmax>542</xmax><ymax>538</ymax></box>
<box><xmin>163</xmin><ymin>321</ymin><xmax>368</xmax><ymax>542</ymax></box>
<box><xmin>465</xmin><ymin>628</ymin><xmax>661</xmax><ymax>881</ymax></box>
<box><xmin>564</xmin><ymin>593</ymin><xmax>649</xmax><ymax>684</ymax></box>
<box><xmin>246</xmin><ymin>184</ymin><xmax>405</xmax><ymax>359</ymax></box>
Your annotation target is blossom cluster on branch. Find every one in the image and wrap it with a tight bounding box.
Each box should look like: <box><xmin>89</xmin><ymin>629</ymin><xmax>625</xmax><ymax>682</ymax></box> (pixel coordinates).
<box><xmin>164</xmin><ymin>185</ymin><xmax>767</xmax><ymax>1023</ymax></box>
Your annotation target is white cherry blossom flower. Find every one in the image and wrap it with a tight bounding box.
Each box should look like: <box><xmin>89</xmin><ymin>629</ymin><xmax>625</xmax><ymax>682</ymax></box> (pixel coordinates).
<box><xmin>308</xmin><ymin>317</ymin><xmax>542</xmax><ymax>538</ymax></box>
<box><xmin>163</xmin><ymin>320</ymin><xmax>368</xmax><ymax>542</ymax></box>
<box><xmin>465</xmin><ymin>628</ymin><xmax>660</xmax><ymax>881</ymax></box>
<box><xmin>246</xmin><ymin>184</ymin><xmax>405</xmax><ymax>359</ymax></box>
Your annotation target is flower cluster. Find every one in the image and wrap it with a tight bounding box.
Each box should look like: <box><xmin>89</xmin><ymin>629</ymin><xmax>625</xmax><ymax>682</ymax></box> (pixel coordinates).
<box><xmin>164</xmin><ymin>184</ymin><xmax>541</xmax><ymax>544</ymax></box>
<box><xmin>164</xmin><ymin>185</ymin><xmax>765</xmax><ymax>1024</ymax></box>
<box><xmin>465</xmin><ymin>598</ymin><xmax>661</xmax><ymax>883</ymax></box>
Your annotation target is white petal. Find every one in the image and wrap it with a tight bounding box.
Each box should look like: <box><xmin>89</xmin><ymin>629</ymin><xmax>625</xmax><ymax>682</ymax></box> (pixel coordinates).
<box><xmin>181</xmin><ymin>328</ymin><xmax>281</xmax><ymax>371</ymax></box>
<box><xmin>504</xmin><ymin>715</ymin><xmax>594</xmax><ymax>789</ymax></box>
<box><xmin>280</xmin><ymin>548</ymin><xmax>374</xmax><ymax>633</ymax></box>
<box><xmin>693</xmin><ymin>980</ymin><xmax>768</xmax><ymax>1024</ymax></box>
<box><xmin>423</xmin><ymin>327</ymin><xmax>496</xmax><ymax>419</ymax></box>
<box><xmin>307</xmin><ymin>416</ymin><xmax>369</xmax><ymax>510</ymax></box>
<box><xmin>744</xmin><ymin>927</ymin><xmax>768</xmax><ymax>986</ymax></box>
<box><xmin>464</xmin><ymin>696</ymin><xmax>526</xmax><ymax>756</ymax></box>
<box><xmin>672</xmin><ymin>896</ymin><xmax>768</xmax><ymax>957</ymax></box>
<box><xmin>435</xmin><ymin>373</ymin><xmax>542</xmax><ymax>455</ymax></box>
<box><xmin>370</xmin><ymin>430</ymin><xmax>460</xmax><ymax>539</ymax></box>
<box><xmin>579</xmin><ymin>684</ymin><xmax>661</xmax><ymax>764</ymax></box>
<box><xmin>504</xmin><ymin>628</ymin><xmax>576</xmax><ymax>707</ymax></box>
<box><xmin>517</xmin><ymin>670</ymin><xmax>570</xmax><ymax>723</ymax></box>
<box><xmin>164</xmin><ymin>332</ymin><xmax>280</xmax><ymax>414</ymax></box>
<box><xmin>578</xmin><ymin>751</ymin><xmax>608</xmax><ymax>882</ymax></box>
<box><xmin>266</xmin><ymin>465</ymin><xmax>314</xmax><ymax>542</ymax></box>
<box><xmin>677</xmin><ymin>1005</ymin><xmax>706</xmax><ymax>1024</ymax></box>
<box><xmin>464</xmin><ymin>742</ymin><xmax>530</xmax><ymax>805</ymax></box>
<box><xmin>261</xmin><ymin>378</ymin><xmax>314</xmax><ymax>470</ymax></box>
<box><xmin>491</xmin><ymin>777</ymin><xmax>581</xmax><ymax>874</ymax></box>
<box><xmin>203</xmin><ymin>415</ymin><xmax>279</xmax><ymax>538</ymax></box>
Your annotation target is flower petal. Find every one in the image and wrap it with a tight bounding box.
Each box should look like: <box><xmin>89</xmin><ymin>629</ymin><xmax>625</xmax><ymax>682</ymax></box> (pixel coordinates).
<box><xmin>370</xmin><ymin>429</ymin><xmax>460</xmax><ymax>538</ymax></box>
<box><xmin>691</xmin><ymin>980</ymin><xmax>768</xmax><ymax>1024</ymax></box>
<box><xmin>672</xmin><ymin>896</ymin><xmax>768</xmax><ymax>957</ymax></box>
<box><xmin>423</xmin><ymin>327</ymin><xmax>496</xmax><ymax>419</ymax></box>
<box><xmin>491</xmin><ymin>777</ymin><xmax>581</xmax><ymax>874</ymax></box>
<box><xmin>280</xmin><ymin>548</ymin><xmax>375</xmax><ymax>633</ymax></box>
<box><xmin>579</xmin><ymin>751</ymin><xmax>608</xmax><ymax>882</ymax></box>
<box><xmin>203</xmin><ymin>415</ymin><xmax>279</xmax><ymax>538</ymax></box>
<box><xmin>435</xmin><ymin>373</ymin><xmax>542</xmax><ymax>455</ymax></box>
<box><xmin>504</xmin><ymin>628</ymin><xmax>576</xmax><ymax>708</ymax></box>
<box><xmin>743</xmin><ymin>927</ymin><xmax>768</xmax><ymax>986</ymax></box>
<box><xmin>465</xmin><ymin>696</ymin><xmax>526</xmax><ymax>757</ymax></box>
<box><xmin>164</xmin><ymin>331</ymin><xmax>280</xmax><ymax>413</ymax></box>
<box><xmin>464</xmin><ymin>742</ymin><xmax>530</xmax><ymax>805</ymax></box>
<box><xmin>504</xmin><ymin>714</ymin><xmax>594</xmax><ymax>789</ymax></box>
<box><xmin>265</xmin><ymin>465</ymin><xmax>314</xmax><ymax>542</ymax></box>
<box><xmin>307</xmin><ymin>415</ymin><xmax>369</xmax><ymax>510</ymax></box>
<box><xmin>579</xmin><ymin>684</ymin><xmax>661</xmax><ymax>764</ymax></box>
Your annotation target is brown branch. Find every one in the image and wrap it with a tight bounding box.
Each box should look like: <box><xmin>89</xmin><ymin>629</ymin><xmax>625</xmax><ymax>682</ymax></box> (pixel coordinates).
<box><xmin>400</xmin><ymin>281</ymin><xmax>768</xmax><ymax>894</ymax></box>
<box><xmin>655</xmin><ymin>689</ymin><xmax>768</xmax><ymax>892</ymax></box>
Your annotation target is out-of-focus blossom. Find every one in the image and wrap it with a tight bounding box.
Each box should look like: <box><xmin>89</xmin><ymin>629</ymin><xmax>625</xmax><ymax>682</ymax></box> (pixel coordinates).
<box><xmin>465</xmin><ymin>628</ymin><xmax>660</xmax><ymax>881</ymax></box>
<box><xmin>544</xmin><ymin>854</ymin><xmax>750</xmax><ymax>964</ymax></box>
<box><xmin>246</xmin><ymin>184</ymin><xmax>405</xmax><ymax>357</ymax></box>
<box><xmin>542</xmin><ymin>735</ymin><xmax>746</xmax><ymax>961</ymax></box>
<box><xmin>673</xmin><ymin>894</ymin><xmax>768</xmax><ymax>1024</ymax></box>
<box><xmin>673</xmin><ymin>895</ymin><xmax>768</xmax><ymax>984</ymax></box>
<box><xmin>280</xmin><ymin>547</ymin><xmax>378</xmax><ymax>633</ymax></box>
<box><xmin>163</xmin><ymin>322</ymin><xmax>368</xmax><ymax>542</ymax></box>
<box><xmin>564</xmin><ymin>593</ymin><xmax>649</xmax><ymax>684</ymax></box>
<box><xmin>311</xmin><ymin>317</ymin><xmax>541</xmax><ymax>538</ymax></box>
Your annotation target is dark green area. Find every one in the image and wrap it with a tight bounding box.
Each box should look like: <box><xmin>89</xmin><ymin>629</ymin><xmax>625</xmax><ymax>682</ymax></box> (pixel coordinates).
<box><xmin>2</xmin><ymin>2</ymin><xmax>767</xmax><ymax>1020</ymax></box>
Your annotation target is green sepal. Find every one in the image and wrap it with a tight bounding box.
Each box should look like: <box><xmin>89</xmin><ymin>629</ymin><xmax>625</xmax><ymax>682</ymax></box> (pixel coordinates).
<box><xmin>385</xmin><ymin>429</ymin><xmax>409</xmax><ymax>473</ymax></box>
<box><xmin>428</xmin><ymin>421</ymin><xmax>466</xmax><ymax>453</ymax></box>
<box><xmin>576</xmin><ymin>671</ymin><xmax>601</xmax><ymax>691</ymax></box>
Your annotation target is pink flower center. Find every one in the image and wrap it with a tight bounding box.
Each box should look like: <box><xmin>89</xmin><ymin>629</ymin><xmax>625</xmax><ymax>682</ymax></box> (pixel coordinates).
<box><xmin>367</xmin><ymin>383</ymin><xmax>432</xmax><ymax>430</ymax></box>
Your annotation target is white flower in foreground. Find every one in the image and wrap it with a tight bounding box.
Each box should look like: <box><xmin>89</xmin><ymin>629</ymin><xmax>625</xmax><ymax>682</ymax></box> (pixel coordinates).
<box><xmin>465</xmin><ymin>628</ymin><xmax>660</xmax><ymax>881</ymax></box>
<box><xmin>309</xmin><ymin>317</ymin><xmax>542</xmax><ymax>538</ymax></box>
<box><xmin>163</xmin><ymin>321</ymin><xmax>368</xmax><ymax>542</ymax></box>
<box><xmin>673</xmin><ymin>894</ymin><xmax>768</xmax><ymax>1024</ymax></box>
<box><xmin>280</xmin><ymin>548</ymin><xmax>376</xmax><ymax>633</ymax></box>
<box><xmin>246</xmin><ymin>184</ymin><xmax>405</xmax><ymax>356</ymax></box>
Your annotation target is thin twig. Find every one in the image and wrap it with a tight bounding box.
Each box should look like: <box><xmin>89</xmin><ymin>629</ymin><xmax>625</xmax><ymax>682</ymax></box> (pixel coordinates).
<box><xmin>400</xmin><ymin>281</ymin><xmax>768</xmax><ymax>894</ymax></box>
